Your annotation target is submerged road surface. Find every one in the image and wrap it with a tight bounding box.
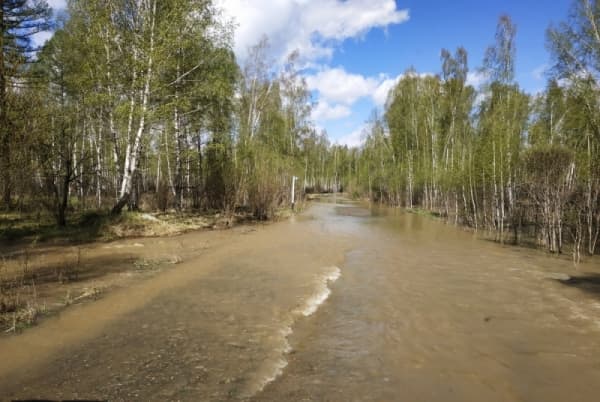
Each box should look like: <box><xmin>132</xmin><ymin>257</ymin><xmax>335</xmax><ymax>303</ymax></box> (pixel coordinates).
<box><xmin>1</xmin><ymin>200</ymin><xmax>600</xmax><ymax>401</ymax></box>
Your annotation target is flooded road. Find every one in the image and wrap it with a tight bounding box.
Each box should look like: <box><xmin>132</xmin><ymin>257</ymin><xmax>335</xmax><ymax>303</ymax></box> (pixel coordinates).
<box><xmin>2</xmin><ymin>199</ymin><xmax>600</xmax><ymax>401</ymax></box>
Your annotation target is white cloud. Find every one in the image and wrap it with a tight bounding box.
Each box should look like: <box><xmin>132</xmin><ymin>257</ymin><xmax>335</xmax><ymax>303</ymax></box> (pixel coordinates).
<box><xmin>335</xmin><ymin>124</ymin><xmax>367</xmax><ymax>148</ymax></box>
<box><xmin>216</xmin><ymin>0</ymin><xmax>409</xmax><ymax>62</ymax></box>
<box><xmin>32</xmin><ymin>31</ymin><xmax>53</xmax><ymax>47</ymax></box>
<box><xmin>31</xmin><ymin>0</ymin><xmax>67</xmax><ymax>47</ymax></box>
<box><xmin>47</xmin><ymin>0</ymin><xmax>67</xmax><ymax>9</ymax></box>
<box><xmin>307</xmin><ymin>68</ymin><xmax>402</xmax><ymax>107</ymax></box>
<box><xmin>372</xmin><ymin>75</ymin><xmax>402</xmax><ymax>106</ymax></box>
<box><xmin>308</xmin><ymin>68</ymin><xmax>434</xmax><ymax>112</ymax></box>
<box><xmin>303</xmin><ymin>0</ymin><xmax>407</xmax><ymax>40</ymax></box>
<box><xmin>373</xmin><ymin>72</ymin><xmax>435</xmax><ymax>106</ymax></box>
<box><xmin>312</xmin><ymin>101</ymin><xmax>352</xmax><ymax>121</ymax></box>
<box><xmin>466</xmin><ymin>71</ymin><xmax>488</xmax><ymax>88</ymax></box>
<box><xmin>307</xmin><ymin>67</ymin><xmax>379</xmax><ymax>105</ymax></box>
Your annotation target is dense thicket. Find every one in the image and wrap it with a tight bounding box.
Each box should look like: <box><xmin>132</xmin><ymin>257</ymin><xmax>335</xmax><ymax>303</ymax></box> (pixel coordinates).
<box><xmin>338</xmin><ymin>7</ymin><xmax>600</xmax><ymax>259</ymax></box>
<box><xmin>1</xmin><ymin>0</ymin><xmax>52</xmax><ymax>209</ymax></box>
<box><xmin>1</xmin><ymin>0</ymin><xmax>598</xmax><ymax>259</ymax></box>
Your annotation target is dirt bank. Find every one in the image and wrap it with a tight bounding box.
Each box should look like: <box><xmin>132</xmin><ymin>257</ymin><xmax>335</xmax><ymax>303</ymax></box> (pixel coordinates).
<box><xmin>0</xmin><ymin>210</ymin><xmax>280</xmax><ymax>334</ymax></box>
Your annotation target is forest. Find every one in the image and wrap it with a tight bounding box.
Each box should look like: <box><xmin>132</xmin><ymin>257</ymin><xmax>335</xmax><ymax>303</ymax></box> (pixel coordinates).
<box><xmin>0</xmin><ymin>0</ymin><xmax>599</xmax><ymax>259</ymax></box>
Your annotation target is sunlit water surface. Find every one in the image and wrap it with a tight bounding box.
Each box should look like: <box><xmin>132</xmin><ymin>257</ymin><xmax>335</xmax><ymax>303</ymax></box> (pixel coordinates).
<box><xmin>1</xmin><ymin>198</ymin><xmax>600</xmax><ymax>401</ymax></box>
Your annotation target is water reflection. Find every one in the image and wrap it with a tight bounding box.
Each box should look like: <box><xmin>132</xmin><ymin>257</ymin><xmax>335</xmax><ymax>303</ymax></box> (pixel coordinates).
<box><xmin>261</xmin><ymin>199</ymin><xmax>600</xmax><ymax>402</ymax></box>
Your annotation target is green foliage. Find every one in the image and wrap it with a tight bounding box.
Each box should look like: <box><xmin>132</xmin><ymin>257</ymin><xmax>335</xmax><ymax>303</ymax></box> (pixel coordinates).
<box><xmin>335</xmin><ymin>11</ymin><xmax>600</xmax><ymax>255</ymax></box>
<box><xmin>1</xmin><ymin>1</ymin><xmax>599</xmax><ymax>258</ymax></box>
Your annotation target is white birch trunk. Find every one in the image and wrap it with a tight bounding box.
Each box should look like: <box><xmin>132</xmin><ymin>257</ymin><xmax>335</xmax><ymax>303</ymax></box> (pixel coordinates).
<box><xmin>113</xmin><ymin>0</ymin><xmax>156</xmax><ymax>213</ymax></box>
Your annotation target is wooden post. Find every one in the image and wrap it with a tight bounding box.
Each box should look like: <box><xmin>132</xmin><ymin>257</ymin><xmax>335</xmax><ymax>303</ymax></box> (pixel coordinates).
<box><xmin>291</xmin><ymin>176</ymin><xmax>298</xmax><ymax>211</ymax></box>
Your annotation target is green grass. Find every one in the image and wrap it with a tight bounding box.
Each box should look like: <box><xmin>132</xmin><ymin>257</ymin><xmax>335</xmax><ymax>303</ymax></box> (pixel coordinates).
<box><xmin>0</xmin><ymin>210</ymin><xmax>139</xmax><ymax>244</ymax></box>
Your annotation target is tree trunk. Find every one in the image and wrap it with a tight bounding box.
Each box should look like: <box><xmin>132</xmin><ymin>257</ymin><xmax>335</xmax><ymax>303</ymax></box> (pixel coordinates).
<box><xmin>194</xmin><ymin>132</ymin><xmax>203</xmax><ymax>209</ymax></box>
<box><xmin>0</xmin><ymin>3</ymin><xmax>11</xmax><ymax>209</ymax></box>
<box><xmin>112</xmin><ymin>0</ymin><xmax>156</xmax><ymax>215</ymax></box>
<box><xmin>56</xmin><ymin>158</ymin><xmax>72</xmax><ymax>227</ymax></box>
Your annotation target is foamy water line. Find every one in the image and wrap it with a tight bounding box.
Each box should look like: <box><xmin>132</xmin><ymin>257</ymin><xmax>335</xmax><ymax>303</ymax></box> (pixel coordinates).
<box><xmin>251</xmin><ymin>266</ymin><xmax>342</xmax><ymax>396</ymax></box>
<box><xmin>298</xmin><ymin>266</ymin><xmax>342</xmax><ymax>317</ymax></box>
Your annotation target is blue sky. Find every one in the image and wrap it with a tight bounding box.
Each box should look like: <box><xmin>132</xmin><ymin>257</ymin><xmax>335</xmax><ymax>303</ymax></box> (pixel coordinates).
<box><xmin>40</xmin><ymin>0</ymin><xmax>574</xmax><ymax>147</ymax></box>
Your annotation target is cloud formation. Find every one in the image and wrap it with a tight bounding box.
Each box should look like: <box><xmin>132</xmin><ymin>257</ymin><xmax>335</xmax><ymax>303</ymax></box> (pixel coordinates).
<box><xmin>47</xmin><ymin>0</ymin><xmax>67</xmax><ymax>9</ymax></box>
<box><xmin>372</xmin><ymin>75</ymin><xmax>402</xmax><ymax>107</ymax></box>
<box><xmin>216</xmin><ymin>0</ymin><xmax>409</xmax><ymax>62</ymax></box>
<box><xmin>308</xmin><ymin>68</ymin><xmax>434</xmax><ymax>119</ymax></box>
<box><xmin>336</xmin><ymin>124</ymin><xmax>367</xmax><ymax>148</ymax></box>
<box><xmin>31</xmin><ymin>0</ymin><xmax>67</xmax><ymax>46</ymax></box>
<box><xmin>306</xmin><ymin>68</ymin><xmax>379</xmax><ymax>105</ymax></box>
<box><xmin>308</xmin><ymin>67</ymin><xmax>407</xmax><ymax>107</ymax></box>
<box><xmin>466</xmin><ymin>71</ymin><xmax>488</xmax><ymax>88</ymax></box>
<box><xmin>312</xmin><ymin>101</ymin><xmax>352</xmax><ymax>121</ymax></box>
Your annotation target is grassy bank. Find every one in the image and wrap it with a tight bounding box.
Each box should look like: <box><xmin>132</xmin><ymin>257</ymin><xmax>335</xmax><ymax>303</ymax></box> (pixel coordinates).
<box><xmin>0</xmin><ymin>210</ymin><xmax>253</xmax><ymax>246</ymax></box>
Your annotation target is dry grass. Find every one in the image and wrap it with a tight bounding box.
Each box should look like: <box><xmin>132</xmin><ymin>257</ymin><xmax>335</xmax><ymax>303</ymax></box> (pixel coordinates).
<box><xmin>105</xmin><ymin>212</ymin><xmax>214</xmax><ymax>239</ymax></box>
<box><xmin>0</xmin><ymin>210</ymin><xmax>231</xmax><ymax>245</ymax></box>
<box><xmin>0</xmin><ymin>252</ymin><xmax>45</xmax><ymax>332</ymax></box>
<box><xmin>0</xmin><ymin>244</ymin><xmax>92</xmax><ymax>333</ymax></box>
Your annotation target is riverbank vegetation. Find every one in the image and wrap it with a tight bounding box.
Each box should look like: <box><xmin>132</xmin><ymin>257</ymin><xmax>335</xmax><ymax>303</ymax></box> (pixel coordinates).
<box><xmin>0</xmin><ymin>0</ymin><xmax>338</xmax><ymax>234</ymax></box>
<box><xmin>0</xmin><ymin>0</ymin><xmax>599</xmax><ymax>261</ymax></box>
<box><xmin>335</xmin><ymin>4</ymin><xmax>600</xmax><ymax>261</ymax></box>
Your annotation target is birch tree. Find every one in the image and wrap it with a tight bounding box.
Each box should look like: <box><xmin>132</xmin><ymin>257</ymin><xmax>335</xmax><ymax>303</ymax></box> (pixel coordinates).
<box><xmin>548</xmin><ymin>0</ymin><xmax>600</xmax><ymax>255</ymax></box>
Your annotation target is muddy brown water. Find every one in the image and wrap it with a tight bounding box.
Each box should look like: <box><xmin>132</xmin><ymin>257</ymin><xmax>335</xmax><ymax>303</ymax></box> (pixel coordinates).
<box><xmin>1</xmin><ymin>199</ymin><xmax>600</xmax><ymax>401</ymax></box>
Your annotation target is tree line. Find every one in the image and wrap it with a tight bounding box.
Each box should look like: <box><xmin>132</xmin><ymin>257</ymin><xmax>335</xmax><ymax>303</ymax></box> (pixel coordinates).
<box><xmin>0</xmin><ymin>0</ymin><xmax>341</xmax><ymax>225</ymax></box>
<box><xmin>337</xmin><ymin>3</ymin><xmax>600</xmax><ymax>260</ymax></box>
<box><xmin>1</xmin><ymin>0</ymin><xmax>599</xmax><ymax>259</ymax></box>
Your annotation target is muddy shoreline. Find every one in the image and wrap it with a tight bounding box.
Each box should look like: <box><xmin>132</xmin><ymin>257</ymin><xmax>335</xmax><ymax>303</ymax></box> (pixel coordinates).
<box><xmin>0</xmin><ymin>211</ymin><xmax>280</xmax><ymax>335</ymax></box>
